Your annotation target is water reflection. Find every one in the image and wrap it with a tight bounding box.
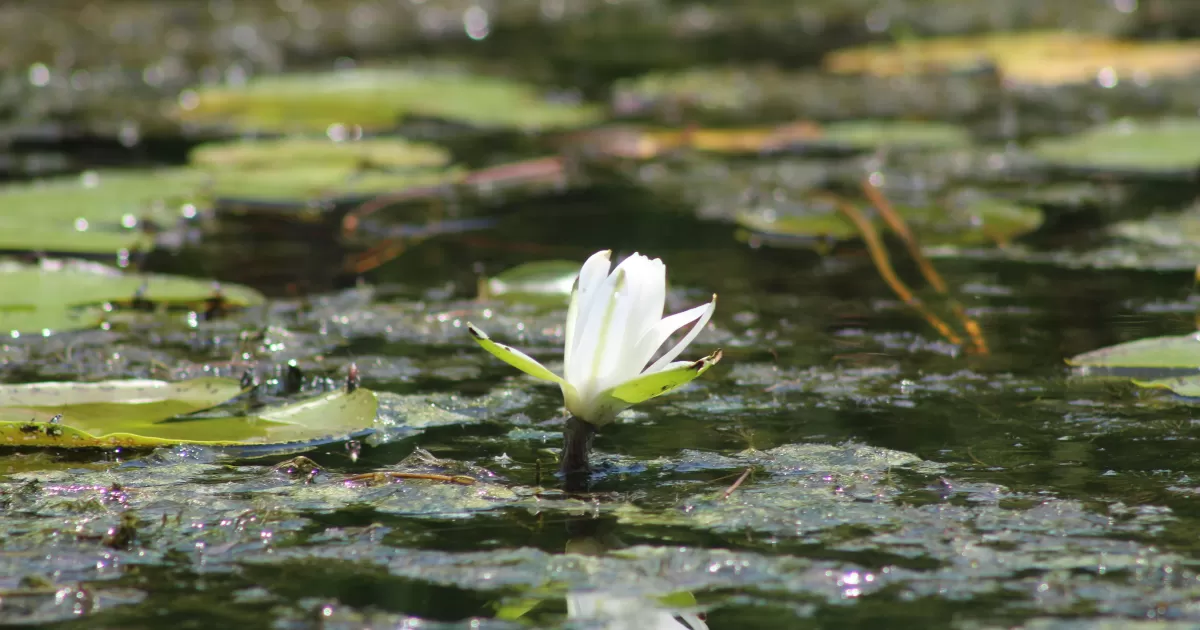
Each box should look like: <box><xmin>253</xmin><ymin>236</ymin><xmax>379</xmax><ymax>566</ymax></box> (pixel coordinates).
<box><xmin>560</xmin><ymin>518</ymin><xmax>709</xmax><ymax>630</ymax></box>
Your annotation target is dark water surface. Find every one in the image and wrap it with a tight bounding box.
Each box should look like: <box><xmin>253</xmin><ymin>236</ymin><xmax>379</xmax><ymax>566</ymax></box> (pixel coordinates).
<box><xmin>12</xmin><ymin>187</ymin><xmax>1192</xmax><ymax>629</ymax></box>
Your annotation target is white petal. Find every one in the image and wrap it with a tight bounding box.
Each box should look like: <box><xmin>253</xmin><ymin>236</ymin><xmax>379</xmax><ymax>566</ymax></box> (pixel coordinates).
<box><xmin>565</xmin><ymin>389</ymin><xmax>628</xmax><ymax>427</ymax></box>
<box><xmin>564</xmin><ymin>283</ymin><xmax>579</xmax><ymax>371</ymax></box>
<box><xmin>577</xmin><ymin>250</ymin><xmax>612</xmax><ymax>295</ymax></box>
<box><xmin>594</xmin><ymin>254</ymin><xmax>661</xmax><ymax>389</ymax></box>
<box><xmin>565</xmin><ymin>250</ymin><xmax>611</xmax><ymax>384</ymax></box>
<box><xmin>594</xmin><ymin>270</ymin><xmax>638</xmax><ymax>390</ymax></box>
<box><xmin>572</xmin><ymin>267</ymin><xmax>625</xmax><ymax>402</ymax></box>
<box><xmin>645</xmin><ymin>294</ymin><xmax>717</xmax><ymax>373</ymax></box>
<box><xmin>617</xmin><ymin>256</ymin><xmax>666</xmax><ymax>368</ymax></box>
<box><xmin>629</xmin><ymin>299</ymin><xmax>710</xmax><ymax>374</ymax></box>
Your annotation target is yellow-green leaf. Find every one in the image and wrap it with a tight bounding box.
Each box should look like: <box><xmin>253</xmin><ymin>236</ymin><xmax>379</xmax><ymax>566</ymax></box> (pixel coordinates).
<box><xmin>0</xmin><ymin>378</ymin><xmax>378</xmax><ymax>448</ymax></box>
<box><xmin>467</xmin><ymin>323</ymin><xmax>563</xmax><ymax>385</ymax></box>
<box><xmin>1066</xmin><ymin>333</ymin><xmax>1200</xmax><ymax>369</ymax></box>
<box><xmin>608</xmin><ymin>350</ymin><xmax>722</xmax><ymax>404</ymax></box>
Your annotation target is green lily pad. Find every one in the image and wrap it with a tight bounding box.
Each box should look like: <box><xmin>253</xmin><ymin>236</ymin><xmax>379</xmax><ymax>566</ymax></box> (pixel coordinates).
<box><xmin>174</xmin><ymin>66</ymin><xmax>603</xmax><ymax>134</ymax></box>
<box><xmin>1092</xmin><ymin>202</ymin><xmax>1200</xmax><ymax>270</ymax></box>
<box><xmin>0</xmin><ymin>378</ymin><xmax>378</xmax><ymax>448</ymax></box>
<box><xmin>1030</xmin><ymin>118</ymin><xmax>1200</xmax><ymax>176</ymax></box>
<box><xmin>480</xmin><ymin>260</ymin><xmax>580</xmax><ymax>306</ymax></box>
<box><xmin>0</xmin><ymin>307</ymin><xmax>105</xmax><ymax>338</ymax></box>
<box><xmin>0</xmin><ymin>377</ymin><xmax>246</xmax><ymax>429</ymax></box>
<box><xmin>1067</xmin><ymin>333</ymin><xmax>1200</xmax><ymax>369</ymax></box>
<box><xmin>207</xmin><ymin>166</ymin><xmax>462</xmax><ymax>204</ymax></box>
<box><xmin>189</xmin><ymin>137</ymin><xmax>451</xmax><ymax>170</ymax></box>
<box><xmin>1132</xmin><ymin>374</ymin><xmax>1200</xmax><ymax>397</ymax></box>
<box><xmin>818</xmin><ymin>120</ymin><xmax>971</xmax><ymax>150</ymax></box>
<box><xmin>0</xmin><ymin>259</ymin><xmax>265</xmax><ymax>334</ymax></box>
<box><xmin>736</xmin><ymin>191</ymin><xmax>1042</xmax><ymax>248</ymax></box>
<box><xmin>823</xmin><ymin>31</ymin><xmax>1200</xmax><ymax>87</ymax></box>
<box><xmin>0</xmin><ymin>169</ymin><xmax>208</xmax><ymax>255</ymax></box>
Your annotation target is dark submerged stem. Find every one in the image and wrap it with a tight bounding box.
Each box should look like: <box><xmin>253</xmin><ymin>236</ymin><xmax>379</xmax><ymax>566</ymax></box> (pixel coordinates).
<box><xmin>561</xmin><ymin>415</ymin><xmax>596</xmax><ymax>492</ymax></box>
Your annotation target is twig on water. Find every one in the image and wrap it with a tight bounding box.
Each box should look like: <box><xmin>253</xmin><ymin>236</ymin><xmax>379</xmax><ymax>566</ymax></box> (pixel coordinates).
<box><xmin>344</xmin><ymin>472</ymin><xmax>477</xmax><ymax>486</ymax></box>
<box><xmin>819</xmin><ymin>192</ymin><xmax>964</xmax><ymax>347</ymax></box>
<box><xmin>722</xmin><ymin>467</ymin><xmax>754</xmax><ymax>500</ymax></box>
<box><xmin>860</xmin><ymin>178</ymin><xmax>990</xmax><ymax>355</ymax></box>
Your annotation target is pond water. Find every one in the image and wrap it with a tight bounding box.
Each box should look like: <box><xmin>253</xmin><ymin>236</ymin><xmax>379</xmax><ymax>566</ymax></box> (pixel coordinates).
<box><xmin>5</xmin><ymin>2</ymin><xmax>1200</xmax><ymax>628</ymax></box>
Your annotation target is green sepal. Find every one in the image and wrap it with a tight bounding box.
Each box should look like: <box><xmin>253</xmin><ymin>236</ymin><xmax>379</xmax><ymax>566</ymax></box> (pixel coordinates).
<box><xmin>607</xmin><ymin>350</ymin><xmax>722</xmax><ymax>404</ymax></box>
<box><xmin>467</xmin><ymin>323</ymin><xmax>564</xmax><ymax>385</ymax></box>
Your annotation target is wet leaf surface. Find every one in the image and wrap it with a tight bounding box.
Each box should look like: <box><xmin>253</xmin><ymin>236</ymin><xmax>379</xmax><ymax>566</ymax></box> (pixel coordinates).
<box><xmin>1030</xmin><ymin>118</ymin><xmax>1200</xmax><ymax>176</ymax></box>
<box><xmin>0</xmin><ymin>170</ymin><xmax>206</xmax><ymax>255</ymax></box>
<box><xmin>0</xmin><ymin>377</ymin><xmax>380</xmax><ymax>448</ymax></box>
<box><xmin>1067</xmin><ymin>333</ymin><xmax>1200</xmax><ymax>370</ymax></box>
<box><xmin>174</xmin><ymin>66</ymin><xmax>603</xmax><ymax>134</ymax></box>
<box><xmin>824</xmin><ymin>32</ymin><xmax>1200</xmax><ymax>87</ymax></box>
<box><xmin>0</xmin><ymin>259</ymin><xmax>265</xmax><ymax>335</ymax></box>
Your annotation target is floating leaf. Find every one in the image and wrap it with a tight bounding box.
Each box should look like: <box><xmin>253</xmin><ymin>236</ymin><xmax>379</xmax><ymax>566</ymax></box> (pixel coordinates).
<box><xmin>208</xmin><ymin>166</ymin><xmax>461</xmax><ymax>204</ymax></box>
<box><xmin>613</xmin><ymin>65</ymin><xmax>995</xmax><ymax>124</ymax></box>
<box><xmin>0</xmin><ymin>259</ymin><xmax>265</xmax><ymax>334</ymax></box>
<box><xmin>0</xmin><ymin>379</ymin><xmax>378</xmax><ymax>448</ymax></box>
<box><xmin>0</xmin><ymin>308</ymin><xmax>104</xmax><ymax>338</ymax></box>
<box><xmin>189</xmin><ymin>137</ymin><xmax>451</xmax><ymax>170</ymax></box>
<box><xmin>1132</xmin><ymin>374</ymin><xmax>1200</xmax><ymax>397</ymax></box>
<box><xmin>1067</xmin><ymin>333</ymin><xmax>1200</xmax><ymax>369</ymax></box>
<box><xmin>0</xmin><ymin>377</ymin><xmax>246</xmax><ymax>431</ymax></box>
<box><xmin>0</xmin><ymin>169</ymin><xmax>207</xmax><ymax>255</ymax></box>
<box><xmin>174</xmin><ymin>66</ymin><xmax>603</xmax><ymax>134</ymax></box>
<box><xmin>0</xmin><ymin>259</ymin><xmax>264</xmax><ymax>310</ymax></box>
<box><xmin>736</xmin><ymin>191</ymin><xmax>1042</xmax><ymax>248</ymax></box>
<box><xmin>736</xmin><ymin>196</ymin><xmax>859</xmax><ymax>242</ymax></box>
<box><xmin>824</xmin><ymin>32</ymin><xmax>1200</xmax><ymax>87</ymax></box>
<box><xmin>818</xmin><ymin>120</ymin><xmax>971</xmax><ymax>150</ymax></box>
<box><xmin>1030</xmin><ymin>118</ymin><xmax>1200</xmax><ymax>176</ymax></box>
<box><xmin>480</xmin><ymin>260</ymin><xmax>580</xmax><ymax>306</ymax></box>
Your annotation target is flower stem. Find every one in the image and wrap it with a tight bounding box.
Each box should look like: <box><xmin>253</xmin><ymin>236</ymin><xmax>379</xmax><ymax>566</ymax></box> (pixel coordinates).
<box><xmin>561</xmin><ymin>415</ymin><xmax>596</xmax><ymax>491</ymax></box>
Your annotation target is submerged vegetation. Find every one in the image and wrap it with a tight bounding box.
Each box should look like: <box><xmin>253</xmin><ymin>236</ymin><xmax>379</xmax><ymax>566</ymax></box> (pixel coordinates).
<box><xmin>7</xmin><ymin>0</ymin><xmax>1200</xmax><ymax>627</ymax></box>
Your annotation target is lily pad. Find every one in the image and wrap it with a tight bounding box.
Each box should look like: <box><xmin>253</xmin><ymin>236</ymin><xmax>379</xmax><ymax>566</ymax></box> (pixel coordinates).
<box><xmin>823</xmin><ymin>32</ymin><xmax>1200</xmax><ymax>87</ymax></box>
<box><xmin>1029</xmin><ymin>118</ymin><xmax>1200</xmax><ymax>176</ymax></box>
<box><xmin>612</xmin><ymin>65</ymin><xmax>992</xmax><ymax>124</ymax></box>
<box><xmin>1132</xmin><ymin>374</ymin><xmax>1200</xmax><ymax>397</ymax></box>
<box><xmin>818</xmin><ymin>120</ymin><xmax>972</xmax><ymax>150</ymax></box>
<box><xmin>0</xmin><ymin>259</ymin><xmax>265</xmax><ymax>334</ymax></box>
<box><xmin>0</xmin><ymin>378</ymin><xmax>378</xmax><ymax>448</ymax></box>
<box><xmin>207</xmin><ymin>166</ymin><xmax>462</xmax><ymax>204</ymax></box>
<box><xmin>189</xmin><ymin>137</ymin><xmax>451</xmax><ymax>170</ymax></box>
<box><xmin>174</xmin><ymin>66</ymin><xmax>603</xmax><ymax>134</ymax></box>
<box><xmin>0</xmin><ymin>169</ymin><xmax>207</xmax><ymax>255</ymax></box>
<box><xmin>479</xmin><ymin>260</ymin><xmax>580</xmax><ymax>306</ymax></box>
<box><xmin>1067</xmin><ymin>333</ymin><xmax>1200</xmax><ymax>369</ymax></box>
<box><xmin>0</xmin><ymin>377</ymin><xmax>246</xmax><ymax>429</ymax></box>
<box><xmin>736</xmin><ymin>190</ymin><xmax>1042</xmax><ymax>248</ymax></box>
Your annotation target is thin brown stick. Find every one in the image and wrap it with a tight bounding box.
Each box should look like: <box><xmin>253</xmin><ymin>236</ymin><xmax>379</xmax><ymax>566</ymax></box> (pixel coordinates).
<box><xmin>341</xmin><ymin>184</ymin><xmax>455</xmax><ymax>236</ymax></box>
<box><xmin>820</xmin><ymin>193</ymin><xmax>963</xmax><ymax>346</ymax></box>
<box><xmin>723</xmin><ymin>467</ymin><xmax>754</xmax><ymax>499</ymax></box>
<box><xmin>344</xmin><ymin>238</ymin><xmax>409</xmax><ymax>274</ymax></box>
<box><xmin>344</xmin><ymin>472</ymin><xmax>476</xmax><ymax>486</ymax></box>
<box><xmin>861</xmin><ymin>178</ymin><xmax>949</xmax><ymax>294</ymax></box>
<box><xmin>860</xmin><ymin>179</ymin><xmax>990</xmax><ymax>355</ymax></box>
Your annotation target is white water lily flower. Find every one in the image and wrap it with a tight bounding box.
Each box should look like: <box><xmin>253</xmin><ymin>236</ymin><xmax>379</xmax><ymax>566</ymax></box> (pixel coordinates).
<box><xmin>468</xmin><ymin>250</ymin><xmax>720</xmax><ymax>427</ymax></box>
